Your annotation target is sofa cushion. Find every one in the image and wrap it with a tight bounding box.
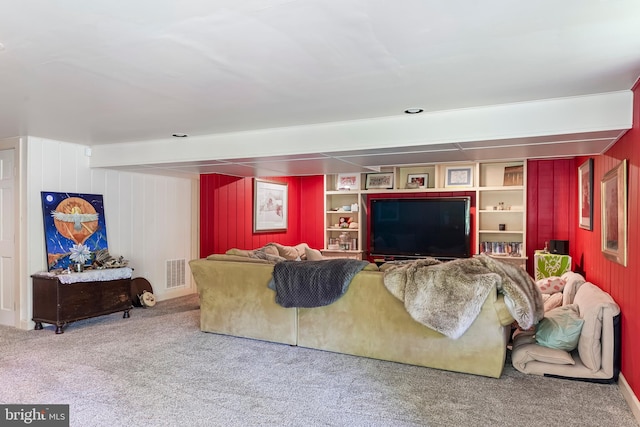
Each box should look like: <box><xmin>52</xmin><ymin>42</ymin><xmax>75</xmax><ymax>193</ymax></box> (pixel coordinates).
<box><xmin>560</xmin><ymin>271</ymin><xmax>586</xmax><ymax>306</ymax></box>
<box><xmin>542</xmin><ymin>292</ymin><xmax>563</xmax><ymax>312</ymax></box>
<box><xmin>225</xmin><ymin>248</ymin><xmax>252</xmax><ymax>257</ymax></box>
<box><xmin>512</xmin><ymin>331</ymin><xmax>576</xmax><ymax>366</ymax></box>
<box><xmin>305</xmin><ymin>247</ymin><xmax>325</xmax><ymax>261</ymax></box>
<box><xmin>362</xmin><ymin>263</ymin><xmax>379</xmax><ymax>271</ymax></box>
<box><xmin>293</xmin><ymin>243</ymin><xmax>310</xmax><ymax>258</ymax></box>
<box><xmin>536</xmin><ymin>276</ymin><xmax>566</xmax><ymax>294</ymax></box>
<box><xmin>263</xmin><ymin>243</ymin><xmax>303</xmax><ymax>260</ymax></box>
<box><xmin>261</xmin><ymin>244</ymin><xmax>282</xmax><ymax>257</ymax></box>
<box><xmin>206</xmin><ymin>254</ymin><xmax>269</xmax><ymax>264</ymax></box>
<box><xmin>535</xmin><ymin>304</ymin><xmax>584</xmax><ymax>351</ymax></box>
<box><xmin>573</xmin><ymin>282</ymin><xmax>620</xmax><ymax>372</ymax></box>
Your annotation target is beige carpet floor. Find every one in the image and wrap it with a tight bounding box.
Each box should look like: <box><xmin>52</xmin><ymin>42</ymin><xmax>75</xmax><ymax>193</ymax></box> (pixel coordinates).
<box><xmin>1</xmin><ymin>294</ymin><xmax>637</xmax><ymax>427</ymax></box>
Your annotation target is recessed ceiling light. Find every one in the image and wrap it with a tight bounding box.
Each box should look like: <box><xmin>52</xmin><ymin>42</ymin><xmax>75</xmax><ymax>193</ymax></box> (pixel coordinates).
<box><xmin>404</xmin><ymin>108</ymin><xmax>424</xmax><ymax>114</ymax></box>
<box><xmin>172</xmin><ymin>133</ymin><xmax>188</xmax><ymax>138</ymax></box>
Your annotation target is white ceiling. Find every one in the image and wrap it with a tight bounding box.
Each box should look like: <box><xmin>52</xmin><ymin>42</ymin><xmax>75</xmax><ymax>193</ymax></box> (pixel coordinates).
<box><xmin>2</xmin><ymin>0</ymin><xmax>640</xmax><ymax>176</ymax></box>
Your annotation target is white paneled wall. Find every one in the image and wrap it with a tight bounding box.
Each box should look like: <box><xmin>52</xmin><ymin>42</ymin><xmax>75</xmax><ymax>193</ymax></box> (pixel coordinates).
<box><xmin>22</xmin><ymin>137</ymin><xmax>197</xmax><ymax>328</ymax></box>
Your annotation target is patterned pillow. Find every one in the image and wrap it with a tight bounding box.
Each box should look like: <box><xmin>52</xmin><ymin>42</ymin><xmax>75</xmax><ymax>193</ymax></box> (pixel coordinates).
<box><xmin>536</xmin><ymin>276</ymin><xmax>566</xmax><ymax>294</ymax></box>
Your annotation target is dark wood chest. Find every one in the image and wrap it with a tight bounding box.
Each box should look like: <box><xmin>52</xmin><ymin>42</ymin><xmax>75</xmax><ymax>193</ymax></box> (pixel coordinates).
<box><xmin>32</xmin><ymin>275</ymin><xmax>132</xmax><ymax>334</ymax></box>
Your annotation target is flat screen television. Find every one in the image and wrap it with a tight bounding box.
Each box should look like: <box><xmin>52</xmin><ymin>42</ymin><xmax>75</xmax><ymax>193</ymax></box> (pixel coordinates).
<box><xmin>370</xmin><ymin>197</ymin><xmax>471</xmax><ymax>260</ymax></box>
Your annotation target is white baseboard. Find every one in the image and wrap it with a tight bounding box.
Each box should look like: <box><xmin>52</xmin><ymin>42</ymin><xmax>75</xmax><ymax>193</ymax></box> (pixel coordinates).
<box><xmin>619</xmin><ymin>373</ymin><xmax>640</xmax><ymax>424</ymax></box>
<box><xmin>156</xmin><ymin>287</ymin><xmax>197</xmax><ymax>302</ymax></box>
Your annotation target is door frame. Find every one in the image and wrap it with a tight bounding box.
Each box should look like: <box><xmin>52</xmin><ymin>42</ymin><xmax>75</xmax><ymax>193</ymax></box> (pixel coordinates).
<box><xmin>0</xmin><ymin>137</ymin><xmax>24</xmax><ymax>328</ymax></box>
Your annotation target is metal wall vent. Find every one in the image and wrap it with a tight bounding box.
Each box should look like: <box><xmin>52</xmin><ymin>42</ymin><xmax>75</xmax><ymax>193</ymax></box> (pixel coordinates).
<box><xmin>166</xmin><ymin>259</ymin><xmax>186</xmax><ymax>289</ymax></box>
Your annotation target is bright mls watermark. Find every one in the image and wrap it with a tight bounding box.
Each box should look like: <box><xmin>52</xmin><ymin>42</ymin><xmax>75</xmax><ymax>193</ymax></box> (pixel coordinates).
<box><xmin>1</xmin><ymin>405</ymin><xmax>69</xmax><ymax>426</ymax></box>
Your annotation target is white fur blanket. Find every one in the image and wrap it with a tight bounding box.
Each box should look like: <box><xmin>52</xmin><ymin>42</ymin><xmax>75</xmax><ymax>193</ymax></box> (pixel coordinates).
<box><xmin>383</xmin><ymin>254</ymin><xmax>544</xmax><ymax>339</ymax></box>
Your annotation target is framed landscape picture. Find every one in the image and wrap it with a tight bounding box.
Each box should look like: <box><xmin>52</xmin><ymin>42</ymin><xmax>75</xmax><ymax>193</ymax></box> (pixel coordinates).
<box><xmin>601</xmin><ymin>160</ymin><xmax>627</xmax><ymax>266</ymax></box>
<box><xmin>253</xmin><ymin>179</ymin><xmax>288</xmax><ymax>232</ymax></box>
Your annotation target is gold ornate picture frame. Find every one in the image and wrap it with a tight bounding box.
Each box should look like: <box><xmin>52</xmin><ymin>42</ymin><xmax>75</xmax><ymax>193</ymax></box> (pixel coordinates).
<box><xmin>601</xmin><ymin>159</ymin><xmax>627</xmax><ymax>266</ymax></box>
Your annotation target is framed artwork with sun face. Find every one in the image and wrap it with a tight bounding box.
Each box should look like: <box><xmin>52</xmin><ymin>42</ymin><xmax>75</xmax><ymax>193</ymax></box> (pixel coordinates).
<box><xmin>41</xmin><ymin>191</ymin><xmax>109</xmax><ymax>271</ymax></box>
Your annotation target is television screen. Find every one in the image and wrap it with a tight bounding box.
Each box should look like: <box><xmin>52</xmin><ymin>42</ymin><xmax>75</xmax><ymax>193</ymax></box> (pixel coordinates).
<box><xmin>370</xmin><ymin>197</ymin><xmax>471</xmax><ymax>259</ymax></box>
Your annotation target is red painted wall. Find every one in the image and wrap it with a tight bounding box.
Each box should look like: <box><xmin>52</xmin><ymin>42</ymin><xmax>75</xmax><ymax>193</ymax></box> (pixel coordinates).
<box><xmin>526</xmin><ymin>159</ymin><xmax>577</xmax><ymax>272</ymax></box>
<box><xmin>199</xmin><ymin>174</ymin><xmax>324</xmax><ymax>256</ymax></box>
<box><xmin>572</xmin><ymin>80</ymin><xmax>640</xmax><ymax>399</ymax></box>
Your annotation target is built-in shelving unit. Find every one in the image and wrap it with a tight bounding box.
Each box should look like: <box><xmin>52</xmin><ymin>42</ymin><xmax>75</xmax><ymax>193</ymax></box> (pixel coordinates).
<box><xmin>323</xmin><ymin>176</ymin><xmax>364</xmax><ymax>259</ymax></box>
<box><xmin>476</xmin><ymin>161</ymin><xmax>527</xmax><ymax>268</ymax></box>
<box><xmin>323</xmin><ymin>160</ymin><xmax>527</xmax><ymax>266</ymax></box>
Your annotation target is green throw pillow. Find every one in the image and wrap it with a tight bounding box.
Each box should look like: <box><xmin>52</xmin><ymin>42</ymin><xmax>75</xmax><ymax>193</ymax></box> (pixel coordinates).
<box><xmin>535</xmin><ymin>304</ymin><xmax>584</xmax><ymax>351</ymax></box>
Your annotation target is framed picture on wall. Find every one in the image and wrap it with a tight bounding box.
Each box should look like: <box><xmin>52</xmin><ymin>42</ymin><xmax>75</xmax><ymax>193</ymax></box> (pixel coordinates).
<box><xmin>253</xmin><ymin>179</ymin><xmax>288</xmax><ymax>232</ymax></box>
<box><xmin>407</xmin><ymin>173</ymin><xmax>428</xmax><ymax>189</ymax></box>
<box><xmin>601</xmin><ymin>159</ymin><xmax>627</xmax><ymax>266</ymax></box>
<box><xmin>578</xmin><ymin>158</ymin><xmax>593</xmax><ymax>230</ymax></box>
<box><xmin>336</xmin><ymin>173</ymin><xmax>360</xmax><ymax>190</ymax></box>
<box><xmin>445</xmin><ymin>166</ymin><xmax>473</xmax><ymax>188</ymax></box>
<box><xmin>40</xmin><ymin>192</ymin><xmax>109</xmax><ymax>271</ymax></box>
<box><xmin>365</xmin><ymin>173</ymin><xmax>394</xmax><ymax>190</ymax></box>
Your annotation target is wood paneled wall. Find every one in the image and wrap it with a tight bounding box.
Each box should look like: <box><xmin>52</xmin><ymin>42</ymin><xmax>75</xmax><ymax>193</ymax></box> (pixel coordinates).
<box><xmin>25</xmin><ymin>137</ymin><xmax>196</xmax><ymax>321</ymax></box>
<box><xmin>199</xmin><ymin>174</ymin><xmax>324</xmax><ymax>256</ymax></box>
<box><xmin>526</xmin><ymin>159</ymin><xmax>577</xmax><ymax>272</ymax></box>
<box><xmin>572</xmin><ymin>80</ymin><xmax>640</xmax><ymax>398</ymax></box>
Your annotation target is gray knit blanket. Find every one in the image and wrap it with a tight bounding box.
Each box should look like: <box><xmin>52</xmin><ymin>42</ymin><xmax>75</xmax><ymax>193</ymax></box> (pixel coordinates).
<box><xmin>383</xmin><ymin>254</ymin><xmax>544</xmax><ymax>339</ymax></box>
<box><xmin>270</xmin><ymin>259</ymin><xmax>370</xmax><ymax>308</ymax></box>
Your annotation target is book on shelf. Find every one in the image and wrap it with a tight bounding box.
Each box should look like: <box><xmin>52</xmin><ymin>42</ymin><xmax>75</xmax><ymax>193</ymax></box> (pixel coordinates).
<box><xmin>480</xmin><ymin>241</ymin><xmax>522</xmax><ymax>257</ymax></box>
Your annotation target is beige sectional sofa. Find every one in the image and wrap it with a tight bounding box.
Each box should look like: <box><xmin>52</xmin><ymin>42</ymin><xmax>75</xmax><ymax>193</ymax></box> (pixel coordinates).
<box><xmin>190</xmin><ymin>254</ymin><xmax>516</xmax><ymax>378</ymax></box>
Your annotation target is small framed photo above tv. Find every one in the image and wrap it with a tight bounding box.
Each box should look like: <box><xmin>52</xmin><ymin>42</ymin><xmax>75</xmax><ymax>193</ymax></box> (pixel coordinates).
<box><xmin>445</xmin><ymin>166</ymin><xmax>473</xmax><ymax>188</ymax></box>
<box><xmin>365</xmin><ymin>172</ymin><xmax>394</xmax><ymax>190</ymax></box>
<box><xmin>503</xmin><ymin>165</ymin><xmax>524</xmax><ymax>186</ymax></box>
<box><xmin>336</xmin><ymin>173</ymin><xmax>360</xmax><ymax>191</ymax></box>
<box><xmin>407</xmin><ymin>173</ymin><xmax>428</xmax><ymax>189</ymax></box>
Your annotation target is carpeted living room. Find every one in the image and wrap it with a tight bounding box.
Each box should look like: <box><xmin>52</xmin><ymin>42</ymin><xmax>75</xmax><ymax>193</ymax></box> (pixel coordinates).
<box><xmin>1</xmin><ymin>295</ymin><xmax>637</xmax><ymax>427</ymax></box>
<box><xmin>2</xmin><ymin>2</ymin><xmax>640</xmax><ymax>427</ymax></box>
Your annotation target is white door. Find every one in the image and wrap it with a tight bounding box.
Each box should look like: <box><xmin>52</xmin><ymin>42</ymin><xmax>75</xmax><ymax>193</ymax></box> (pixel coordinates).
<box><xmin>0</xmin><ymin>148</ymin><xmax>16</xmax><ymax>326</ymax></box>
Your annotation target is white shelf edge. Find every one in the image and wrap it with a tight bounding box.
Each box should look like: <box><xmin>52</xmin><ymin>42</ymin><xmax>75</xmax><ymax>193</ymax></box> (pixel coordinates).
<box><xmin>478</xmin><ymin>209</ymin><xmax>524</xmax><ymax>213</ymax></box>
<box><xmin>482</xmin><ymin>254</ymin><xmax>528</xmax><ymax>260</ymax></box>
<box><xmin>478</xmin><ymin>186</ymin><xmax>524</xmax><ymax>191</ymax></box>
<box><xmin>478</xmin><ymin>230</ymin><xmax>524</xmax><ymax>233</ymax></box>
<box><xmin>361</xmin><ymin>187</ymin><xmax>475</xmax><ymax>194</ymax></box>
<box><xmin>326</xmin><ymin>190</ymin><xmax>361</xmax><ymax>195</ymax></box>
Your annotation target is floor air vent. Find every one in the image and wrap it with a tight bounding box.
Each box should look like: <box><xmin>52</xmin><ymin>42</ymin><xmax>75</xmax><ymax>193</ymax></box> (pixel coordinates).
<box><xmin>166</xmin><ymin>259</ymin><xmax>186</xmax><ymax>288</ymax></box>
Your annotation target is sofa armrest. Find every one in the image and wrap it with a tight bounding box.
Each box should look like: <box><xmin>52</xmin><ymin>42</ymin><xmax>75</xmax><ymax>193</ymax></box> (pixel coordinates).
<box><xmin>494</xmin><ymin>294</ymin><xmax>515</xmax><ymax>326</ymax></box>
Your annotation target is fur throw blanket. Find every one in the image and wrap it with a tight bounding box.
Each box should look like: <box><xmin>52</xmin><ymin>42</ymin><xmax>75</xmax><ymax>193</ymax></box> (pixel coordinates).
<box><xmin>383</xmin><ymin>254</ymin><xmax>544</xmax><ymax>339</ymax></box>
